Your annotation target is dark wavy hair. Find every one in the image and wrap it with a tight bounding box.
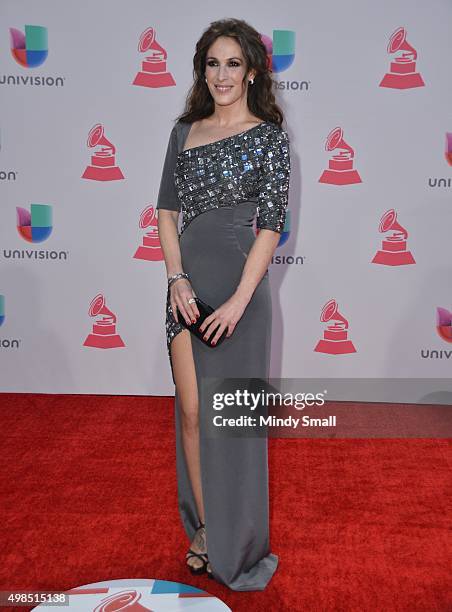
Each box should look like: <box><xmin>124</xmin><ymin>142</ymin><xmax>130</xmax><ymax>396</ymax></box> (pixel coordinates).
<box><xmin>176</xmin><ymin>18</ymin><xmax>284</xmax><ymax>127</ymax></box>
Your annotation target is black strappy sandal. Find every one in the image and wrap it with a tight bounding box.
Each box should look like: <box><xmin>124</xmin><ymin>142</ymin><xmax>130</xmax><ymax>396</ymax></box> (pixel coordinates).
<box><xmin>186</xmin><ymin>549</ymin><xmax>209</xmax><ymax>575</ymax></box>
<box><xmin>186</xmin><ymin>521</ymin><xmax>208</xmax><ymax>575</ymax></box>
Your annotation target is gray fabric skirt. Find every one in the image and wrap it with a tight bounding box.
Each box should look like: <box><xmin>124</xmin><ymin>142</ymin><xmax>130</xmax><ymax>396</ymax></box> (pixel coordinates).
<box><xmin>170</xmin><ymin>202</ymin><xmax>278</xmax><ymax>591</ymax></box>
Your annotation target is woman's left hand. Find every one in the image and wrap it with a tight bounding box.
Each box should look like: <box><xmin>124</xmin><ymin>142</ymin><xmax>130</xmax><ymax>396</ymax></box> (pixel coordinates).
<box><xmin>199</xmin><ymin>293</ymin><xmax>249</xmax><ymax>345</ymax></box>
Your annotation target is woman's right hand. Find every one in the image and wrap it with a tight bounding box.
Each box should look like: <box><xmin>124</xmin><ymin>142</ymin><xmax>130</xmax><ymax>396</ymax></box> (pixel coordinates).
<box><xmin>170</xmin><ymin>278</ymin><xmax>200</xmax><ymax>325</ymax></box>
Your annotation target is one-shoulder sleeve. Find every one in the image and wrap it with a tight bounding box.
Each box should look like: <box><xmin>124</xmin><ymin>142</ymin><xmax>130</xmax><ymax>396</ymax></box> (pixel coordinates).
<box><xmin>156</xmin><ymin>125</ymin><xmax>181</xmax><ymax>212</ymax></box>
<box><xmin>256</xmin><ymin>127</ymin><xmax>291</xmax><ymax>233</ymax></box>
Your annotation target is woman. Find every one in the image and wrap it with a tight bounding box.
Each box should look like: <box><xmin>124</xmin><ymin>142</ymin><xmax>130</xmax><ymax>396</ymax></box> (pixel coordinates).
<box><xmin>156</xmin><ymin>18</ymin><xmax>291</xmax><ymax>591</ymax></box>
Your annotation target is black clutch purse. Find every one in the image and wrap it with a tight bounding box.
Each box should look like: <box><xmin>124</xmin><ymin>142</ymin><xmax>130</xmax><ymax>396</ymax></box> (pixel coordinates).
<box><xmin>177</xmin><ymin>297</ymin><xmax>227</xmax><ymax>347</ymax></box>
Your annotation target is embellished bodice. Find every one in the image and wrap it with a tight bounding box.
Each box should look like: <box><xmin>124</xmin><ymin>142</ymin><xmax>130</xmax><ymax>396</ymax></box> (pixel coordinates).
<box><xmin>173</xmin><ymin>122</ymin><xmax>291</xmax><ymax>236</ymax></box>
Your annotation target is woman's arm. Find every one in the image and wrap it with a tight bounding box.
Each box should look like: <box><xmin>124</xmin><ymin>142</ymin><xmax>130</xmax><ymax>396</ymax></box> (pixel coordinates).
<box><xmin>157</xmin><ymin>209</ymin><xmax>183</xmax><ymax>277</ymax></box>
<box><xmin>156</xmin><ymin>126</ymin><xmax>200</xmax><ymax>326</ymax></box>
<box><xmin>157</xmin><ymin>210</ymin><xmax>200</xmax><ymax>328</ymax></box>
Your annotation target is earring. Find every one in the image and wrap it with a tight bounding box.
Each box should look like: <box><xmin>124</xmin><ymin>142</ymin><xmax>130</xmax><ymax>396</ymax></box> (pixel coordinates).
<box><xmin>249</xmin><ymin>78</ymin><xmax>254</xmax><ymax>85</ymax></box>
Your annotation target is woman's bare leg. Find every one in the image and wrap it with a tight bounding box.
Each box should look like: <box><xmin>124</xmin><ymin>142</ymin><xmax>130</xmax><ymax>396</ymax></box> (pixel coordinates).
<box><xmin>171</xmin><ymin>329</ymin><xmax>207</xmax><ymax>570</ymax></box>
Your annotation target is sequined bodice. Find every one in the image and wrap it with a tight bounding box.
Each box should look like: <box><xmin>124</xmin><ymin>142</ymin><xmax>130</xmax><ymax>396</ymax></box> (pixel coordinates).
<box><xmin>174</xmin><ymin>122</ymin><xmax>290</xmax><ymax>236</ymax></box>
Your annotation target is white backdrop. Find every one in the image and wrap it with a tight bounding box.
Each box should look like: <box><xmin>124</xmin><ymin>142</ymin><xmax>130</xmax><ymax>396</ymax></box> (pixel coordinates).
<box><xmin>1</xmin><ymin>0</ymin><xmax>451</xmax><ymax>399</ymax></box>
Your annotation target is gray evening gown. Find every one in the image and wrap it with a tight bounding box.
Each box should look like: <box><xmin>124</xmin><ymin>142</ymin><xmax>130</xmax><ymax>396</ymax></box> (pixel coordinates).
<box><xmin>156</xmin><ymin>118</ymin><xmax>291</xmax><ymax>591</ymax></box>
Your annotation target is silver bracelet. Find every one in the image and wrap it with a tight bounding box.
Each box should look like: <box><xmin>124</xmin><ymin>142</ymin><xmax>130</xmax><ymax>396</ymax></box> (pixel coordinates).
<box><xmin>168</xmin><ymin>272</ymin><xmax>190</xmax><ymax>287</ymax></box>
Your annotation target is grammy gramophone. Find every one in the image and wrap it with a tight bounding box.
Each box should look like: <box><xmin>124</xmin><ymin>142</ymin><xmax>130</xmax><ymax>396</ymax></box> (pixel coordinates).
<box><xmin>82</xmin><ymin>123</ymin><xmax>124</xmax><ymax>182</ymax></box>
<box><xmin>133</xmin><ymin>205</ymin><xmax>164</xmax><ymax>262</ymax></box>
<box><xmin>133</xmin><ymin>27</ymin><xmax>176</xmax><ymax>88</ymax></box>
<box><xmin>319</xmin><ymin>127</ymin><xmax>362</xmax><ymax>185</ymax></box>
<box><xmin>379</xmin><ymin>26</ymin><xmax>425</xmax><ymax>90</ymax></box>
<box><xmin>371</xmin><ymin>209</ymin><xmax>415</xmax><ymax>266</ymax></box>
<box><xmin>83</xmin><ymin>294</ymin><xmax>125</xmax><ymax>349</ymax></box>
<box><xmin>314</xmin><ymin>299</ymin><xmax>356</xmax><ymax>355</ymax></box>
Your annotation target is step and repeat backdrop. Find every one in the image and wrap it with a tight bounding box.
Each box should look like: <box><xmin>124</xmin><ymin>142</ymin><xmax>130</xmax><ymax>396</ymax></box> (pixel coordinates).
<box><xmin>1</xmin><ymin>1</ymin><xmax>451</xmax><ymax>399</ymax></box>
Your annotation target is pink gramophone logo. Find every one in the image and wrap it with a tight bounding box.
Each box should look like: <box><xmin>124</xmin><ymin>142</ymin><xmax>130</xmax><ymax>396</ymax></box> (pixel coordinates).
<box><xmin>319</xmin><ymin>127</ymin><xmax>362</xmax><ymax>185</ymax></box>
<box><xmin>314</xmin><ymin>299</ymin><xmax>356</xmax><ymax>354</ymax></box>
<box><xmin>379</xmin><ymin>27</ymin><xmax>425</xmax><ymax>89</ymax></box>
<box><xmin>83</xmin><ymin>294</ymin><xmax>125</xmax><ymax>349</ymax></box>
<box><xmin>133</xmin><ymin>205</ymin><xmax>163</xmax><ymax>261</ymax></box>
<box><xmin>132</xmin><ymin>27</ymin><xmax>176</xmax><ymax>88</ymax></box>
<box><xmin>371</xmin><ymin>209</ymin><xmax>415</xmax><ymax>266</ymax></box>
<box><xmin>82</xmin><ymin>124</ymin><xmax>125</xmax><ymax>181</ymax></box>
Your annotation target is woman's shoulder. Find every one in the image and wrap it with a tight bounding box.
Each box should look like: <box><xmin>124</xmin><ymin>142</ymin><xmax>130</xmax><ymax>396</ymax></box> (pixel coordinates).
<box><xmin>173</xmin><ymin>118</ymin><xmax>191</xmax><ymax>129</ymax></box>
<box><xmin>168</xmin><ymin>119</ymin><xmax>192</xmax><ymax>153</ymax></box>
<box><xmin>169</xmin><ymin>119</ymin><xmax>189</xmax><ymax>134</ymax></box>
<box><xmin>260</xmin><ymin>121</ymin><xmax>290</xmax><ymax>145</ymax></box>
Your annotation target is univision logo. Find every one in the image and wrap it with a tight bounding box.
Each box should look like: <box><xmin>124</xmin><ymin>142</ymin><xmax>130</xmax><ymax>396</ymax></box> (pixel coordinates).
<box><xmin>260</xmin><ymin>29</ymin><xmax>309</xmax><ymax>93</ymax></box>
<box><xmin>2</xmin><ymin>204</ymin><xmax>68</xmax><ymax>261</ymax></box>
<box><xmin>0</xmin><ymin>295</ymin><xmax>4</xmax><ymax>327</ymax></box>
<box><xmin>1</xmin><ymin>25</ymin><xmax>64</xmax><ymax>87</ymax></box>
<box><xmin>261</xmin><ymin>30</ymin><xmax>295</xmax><ymax>72</ymax></box>
<box><xmin>427</xmin><ymin>133</ymin><xmax>452</xmax><ymax>188</ymax></box>
<box><xmin>10</xmin><ymin>25</ymin><xmax>48</xmax><ymax>67</ymax></box>
<box><xmin>17</xmin><ymin>203</ymin><xmax>52</xmax><ymax>242</ymax></box>
<box><xmin>420</xmin><ymin>306</ymin><xmax>452</xmax><ymax>360</ymax></box>
<box><xmin>436</xmin><ymin>307</ymin><xmax>452</xmax><ymax>344</ymax></box>
<box><xmin>0</xmin><ymin>295</ymin><xmax>21</xmax><ymax>349</ymax></box>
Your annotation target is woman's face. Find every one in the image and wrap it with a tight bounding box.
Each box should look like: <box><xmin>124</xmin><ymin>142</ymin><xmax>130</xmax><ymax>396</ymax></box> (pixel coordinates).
<box><xmin>204</xmin><ymin>36</ymin><xmax>255</xmax><ymax>107</ymax></box>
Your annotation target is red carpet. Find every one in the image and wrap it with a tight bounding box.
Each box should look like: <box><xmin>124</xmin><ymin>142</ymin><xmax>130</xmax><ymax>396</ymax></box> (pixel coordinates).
<box><xmin>0</xmin><ymin>393</ymin><xmax>450</xmax><ymax>611</ymax></box>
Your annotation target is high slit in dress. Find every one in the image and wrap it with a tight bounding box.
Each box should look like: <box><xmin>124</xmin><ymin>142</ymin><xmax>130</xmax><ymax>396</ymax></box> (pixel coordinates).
<box><xmin>156</xmin><ymin>119</ymin><xmax>291</xmax><ymax>591</ymax></box>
